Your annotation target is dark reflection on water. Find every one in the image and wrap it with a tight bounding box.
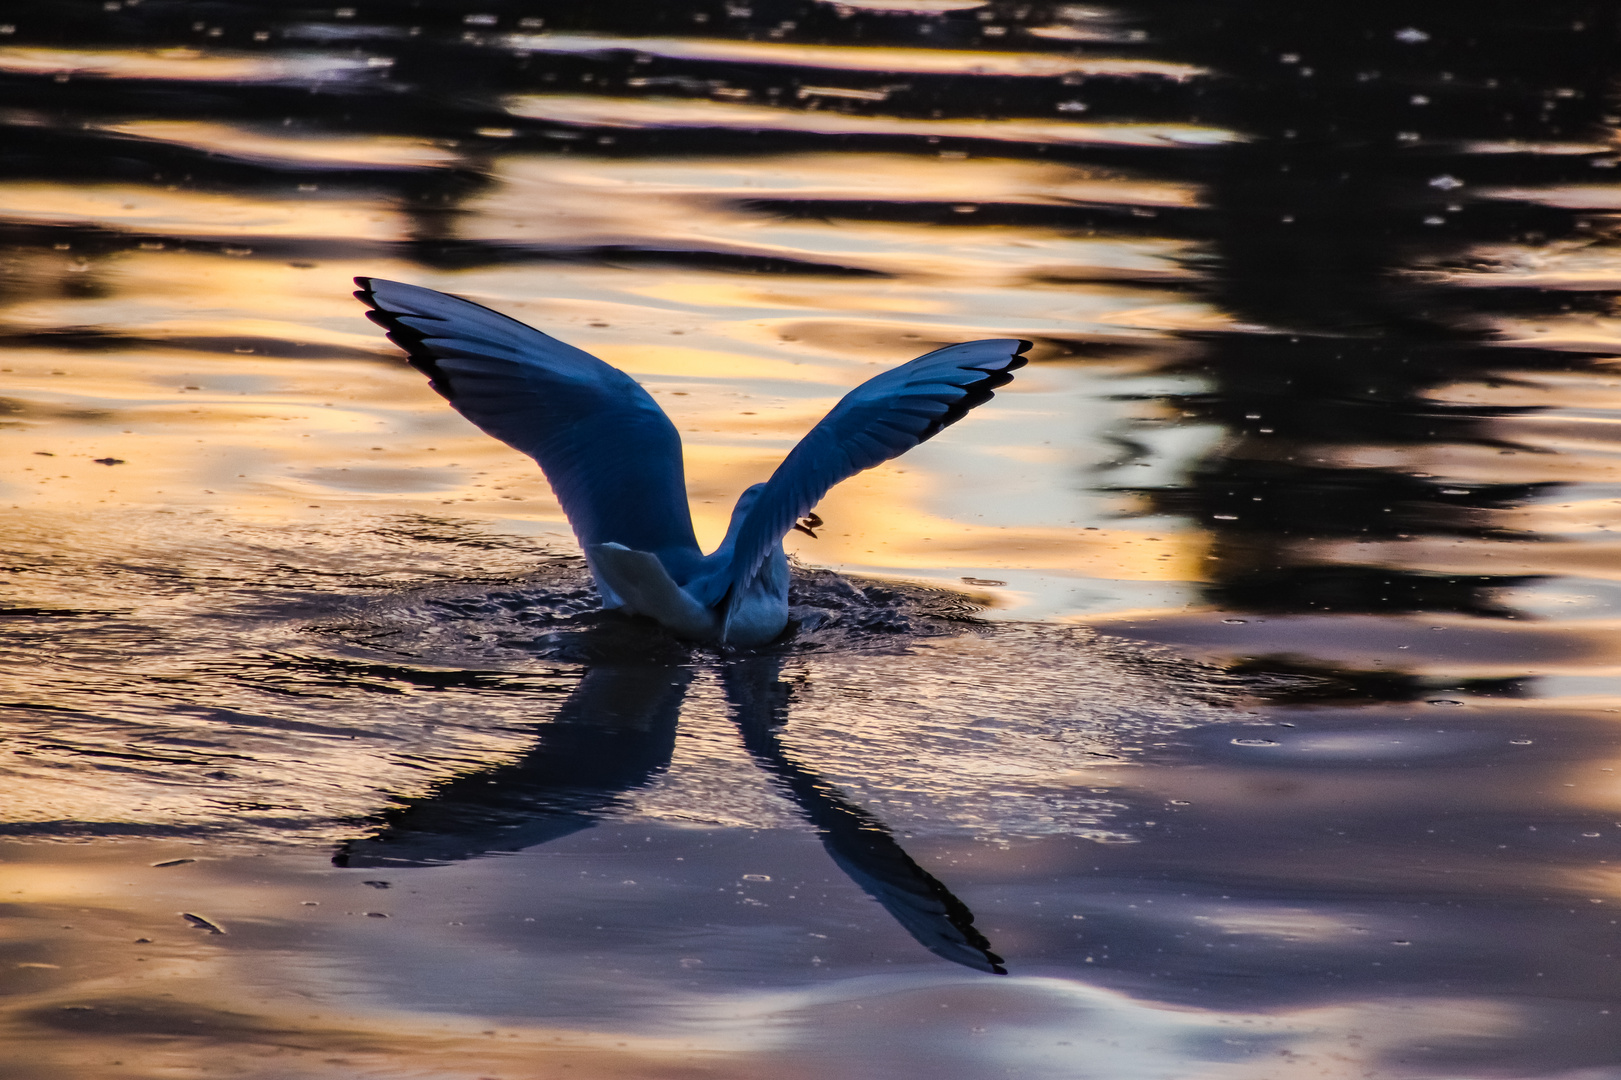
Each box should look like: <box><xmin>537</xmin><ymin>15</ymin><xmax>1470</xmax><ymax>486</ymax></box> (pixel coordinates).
<box><xmin>724</xmin><ymin>655</ymin><xmax>1006</xmax><ymax>974</ymax></box>
<box><xmin>339</xmin><ymin>652</ymin><xmax>1006</xmax><ymax>973</ymax></box>
<box><xmin>4</xmin><ymin>1</ymin><xmax>1621</xmax><ymax>1077</ymax></box>
<box><xmin>1135</xmin><ymin>2</ymin><xmax>1619</xmax><ymax>625</ymax></box>
<box><xmin>335</xmin><ymin>664</ymin><xmax>692</xmax><ymax>867</ymax></box>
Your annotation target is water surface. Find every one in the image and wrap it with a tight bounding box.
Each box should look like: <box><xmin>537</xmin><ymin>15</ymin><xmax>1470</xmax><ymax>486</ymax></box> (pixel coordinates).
<box><xmin>4</xmin><ymin>2</ymin><xmax>1621</xmax><ymax>1077</ymax></box>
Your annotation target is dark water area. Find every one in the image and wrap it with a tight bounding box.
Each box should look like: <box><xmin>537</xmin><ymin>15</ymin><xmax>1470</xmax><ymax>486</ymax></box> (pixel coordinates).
<box><xmin>3</xmin><ymin>2</ymin><xmax>1621</xmax><ymax>1077</ymax></box>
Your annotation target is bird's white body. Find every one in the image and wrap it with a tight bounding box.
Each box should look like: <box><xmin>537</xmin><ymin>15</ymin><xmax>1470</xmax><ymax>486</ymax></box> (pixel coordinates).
<box><xmin>589</xmin><ymin>540</ymin><xmax>789</xmax><ymax>645</ymax></box>
<box><xmin>356</xmin><ymin>278</ymin><xmax>1027</xmax><ymax>645</ymax></box>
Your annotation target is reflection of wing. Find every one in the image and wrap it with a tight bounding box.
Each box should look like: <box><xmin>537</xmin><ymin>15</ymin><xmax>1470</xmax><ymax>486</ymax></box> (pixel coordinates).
<box><xmin>355</xmin><ymin>278</ymin><xmax>702</xmax><ymax>571</ymax></box>
<box><xmin>335</xmin><ymin>666</ymin><xmax>689</xmax><ymax>868</ymax></box>
<box><xmin>720</xmin><ymin>340</ymin><xmax>1029</xmax><ymax>600</ymax></box>
<box><xmin>722</xmin><ymin>657</ymin><xmax>1006</xmax><ymax>975</ymax></box>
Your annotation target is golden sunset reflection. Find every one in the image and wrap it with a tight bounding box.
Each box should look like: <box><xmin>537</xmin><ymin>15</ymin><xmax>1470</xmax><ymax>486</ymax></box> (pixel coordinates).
<box><xmin>475</xmin><ymin>152</ymin><xmax>1203</xmax><ymax>208</ymax></box>
<box><xmin>98</xmin><ymin>120</ymin><xmax>459</xmax><ymax>169</ymax></box>
<box><xmin>505</xmin><ymin>95</ymin><xmax>1241</xmax><ymax>148</ymax></box>
<box><xmin>0</xmin><ymin>135</ymin><xmax>1212</xmax><ymax>615</ymax></box>
<box><xmin>0</xmin><ymin>248</ymin><xmax>1203</xmax><ymax>618</ymax></box>
<box><xmin>504</xmin><ymin>33</ymin><xmax>1208</xmax><ymax>80</ymax></box>
<box><xmin>12</xmin><ymin>11</ymin><xmax>1621</xmax><ymax>1074</ymax></box>
<box><xmin>464</xmin><ymin>154</ymin><xmax>1205</xmax><ymax>288</ymax></box>
<box><xmin>0</xmin><ymin>184</ymin><xmax>408</xmax><ymax>240</ymax></box>
<box><xmin>0</xmin><ymin>45</ymin><xmax>380</xmax><ymax>82</ymax></box>
<box><xmin>0</xmin><ymin>342</ymin><xmax>1199</xmax><ymax>610</ymax></box>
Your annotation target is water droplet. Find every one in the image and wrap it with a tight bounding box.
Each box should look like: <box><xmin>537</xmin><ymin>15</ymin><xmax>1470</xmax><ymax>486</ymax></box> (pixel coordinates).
<box><xmin>1427</xmin><ymin>699</ymin><xmax>1464</xmax><ymax>707</ymax></box>
<box><xmin>1231</xmin><ymin>738</ymin><xmax>1279</xmax><ymax>747</ymax></box>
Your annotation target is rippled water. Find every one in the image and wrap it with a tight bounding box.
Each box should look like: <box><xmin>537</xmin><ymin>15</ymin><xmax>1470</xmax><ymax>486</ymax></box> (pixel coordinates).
<box><xmin>4</xmin><ymin>2</ymin><xmax>1621</xmax><ymax>1077</ymax></box>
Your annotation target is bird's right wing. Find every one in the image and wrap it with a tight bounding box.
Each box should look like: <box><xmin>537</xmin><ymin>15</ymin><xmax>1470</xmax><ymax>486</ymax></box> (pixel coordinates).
<box><xmin>710</xmin><ymin>339</ymin><xmax>1029</xmax><ymax>607</ymax></box>
<box><xmin>356</xmin><ymin>278</ymin><xmax>700</xmax><ymax>560</ymax></box>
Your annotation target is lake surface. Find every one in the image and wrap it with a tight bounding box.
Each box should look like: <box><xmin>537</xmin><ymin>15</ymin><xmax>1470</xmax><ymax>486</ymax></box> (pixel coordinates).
<box><xmin>4</xmin><ymin>2</ymin><xmax>1621</xmax><ymax>1077</ymax></box>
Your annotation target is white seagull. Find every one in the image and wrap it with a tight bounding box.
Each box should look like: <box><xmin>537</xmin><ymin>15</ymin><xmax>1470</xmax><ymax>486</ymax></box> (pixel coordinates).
<box><xmin>356</xmin><ymin>278</ymin><xmax>1029</xmax><ymax>645</ymax></box>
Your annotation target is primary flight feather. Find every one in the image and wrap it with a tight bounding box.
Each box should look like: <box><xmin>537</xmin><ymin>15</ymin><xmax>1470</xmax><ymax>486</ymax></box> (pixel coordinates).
<box><xmin>356</xmin><ymin>277</ymin><xmax>1029</xmax><ymax>645</ymax></box>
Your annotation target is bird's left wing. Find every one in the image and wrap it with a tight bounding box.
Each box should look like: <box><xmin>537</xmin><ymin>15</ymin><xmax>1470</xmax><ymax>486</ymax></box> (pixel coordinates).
<box><xmin>356</xmin><ymin>278</ymin><xmax>701</xmax><ymax>561</ymax></box>
<box><xmin>710</xmin><ymin>339</ymin><xmax>1030</xmax><ymax>606</ymax></box>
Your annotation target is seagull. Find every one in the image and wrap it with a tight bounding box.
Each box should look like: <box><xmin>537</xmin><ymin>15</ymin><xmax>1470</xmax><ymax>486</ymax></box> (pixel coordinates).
<box><xmin>355</xmin><ymin>278</ymin><xmax>1029</xmax><ymax>645</ymax></box>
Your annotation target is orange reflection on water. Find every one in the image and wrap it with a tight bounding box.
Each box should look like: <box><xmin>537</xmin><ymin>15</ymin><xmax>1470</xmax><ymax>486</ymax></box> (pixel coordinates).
<box><xmin>98</xmin><ymin>120</ymin><xmax>458</xmax><ymax>169</ymax></box>
<box><xmin>465</xmin><ymin>154</ymin><xmax>1204</xmax><ymax>292</ymax></box>
<box><xmin>0</xmin><ymin>335</ymin><xmax>553</xmax><ymax>524</ymax></box>
<box><xmin>505</xmin><ymin>95</ymin><xmax>1240</xmax><ymax>149</ymax></box>
<box><xmin>505</xmin><ymin>33</ymin><xmax>1208</xmax><ymax>80</ymax></box>
<box><xmin>474</xmin><ymin>152</ymin><xmax>1202</xmax><ymax>208</ymax></box>
<box><xmin>0</xmin><ymin>142</ymin><xmax>1209</xmax><ymax>618</ymax></box>
<box><xmin>788</xmin><ymin>468</ymin><xmax>1204</xmax><ymax>579</ymax></box>
<box><xmin>595</xmin><ymin>342</ymin><xmax>847</xmax><ymax>385</ymax></box>
<box><xmin>0</xmin><ymin>183</ymin><xmax>408</xmax><ymax>240</ymax></box>
<box><xmin>0</xmin><ymin>45</ymin><xmax>380</xmax><ymax>82</ymax></box>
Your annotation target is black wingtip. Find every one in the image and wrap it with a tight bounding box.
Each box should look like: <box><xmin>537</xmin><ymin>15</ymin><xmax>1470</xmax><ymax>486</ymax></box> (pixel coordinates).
<box><xmin>352</xmin><ymin>277</ymin><xmax>457</xmax><ymax>401</ymax></box>
<box><xmin>918</xmin><ymin>350</ymin><xmax>1026</xmax><ymax>441</ymax></box>
<box><xmin>1004</xmin><ymin>340</ymin><xmax>1033</xmax><ymax>374</ymax></box>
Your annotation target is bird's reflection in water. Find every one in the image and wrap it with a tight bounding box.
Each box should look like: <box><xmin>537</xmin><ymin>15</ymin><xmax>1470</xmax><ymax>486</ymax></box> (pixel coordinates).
<box><xmin>335</xmin><ymin>665</ymin><xmax>688</xmax><ymax>868</ymax></box>
<box><xmin>723</xmin><ymin>655</ymin><xmax>1004</xmax><ymax>975</ymax></box>
<box><xmin>336</xmin><ymin>652</ymin><xmax>1004</xmax><ymax>975</ymax></box>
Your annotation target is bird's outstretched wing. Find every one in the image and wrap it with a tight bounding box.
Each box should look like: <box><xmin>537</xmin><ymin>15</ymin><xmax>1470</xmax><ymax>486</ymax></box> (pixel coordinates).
<box><xmin>355</xmin><ymin>278</ymin><xmax>701</xmax><ymax>563</ymax></box>
<box><xmin>714</xmin><ymin>339</ymin><xmax>1030</xmax><ymax>606</ymax></box>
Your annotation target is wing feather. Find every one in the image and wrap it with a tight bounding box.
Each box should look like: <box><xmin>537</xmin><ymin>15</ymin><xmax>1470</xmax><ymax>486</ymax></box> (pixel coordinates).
<box><xmin>719</xmin><ymin>339</ymin><xmax>1030</xmax><ymax>598</ymax></box>
<box><xmin>355</xmin><ymin>278</ymin><xmax>701</xmax><ymax>568</ymax></box>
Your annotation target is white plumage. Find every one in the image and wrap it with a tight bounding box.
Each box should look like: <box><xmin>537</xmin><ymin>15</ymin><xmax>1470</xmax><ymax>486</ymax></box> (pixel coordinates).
<box><xmin>356</xmin><ymin>277</ymin><xmax>1029</xmax><ymax>645</ymax></box>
